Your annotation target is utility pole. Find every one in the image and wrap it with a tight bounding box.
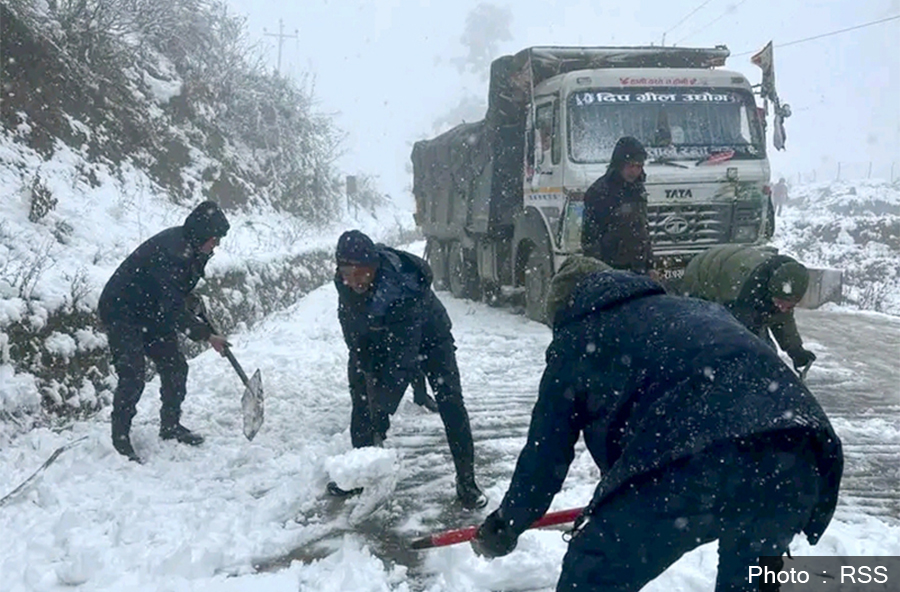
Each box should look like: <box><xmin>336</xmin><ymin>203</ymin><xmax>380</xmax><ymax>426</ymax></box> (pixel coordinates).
<box><xmin>263</xmin><ymin>19</ymin><xmax>299</xmax><ymax>74</ymax></box>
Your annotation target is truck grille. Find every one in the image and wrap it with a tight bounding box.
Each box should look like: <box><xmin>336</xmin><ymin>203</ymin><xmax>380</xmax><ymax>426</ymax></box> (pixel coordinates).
<box><xmin>649</xmin><ymin>203</ymin><xmax>760</xmax><ymax>251</ymax></box>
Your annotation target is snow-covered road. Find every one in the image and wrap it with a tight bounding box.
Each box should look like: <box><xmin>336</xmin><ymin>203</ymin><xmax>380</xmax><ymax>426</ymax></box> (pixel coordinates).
<box><xmin>1</xmin><ymin>272</ymin><xmax>898</xmax><ymax>591</ymax></box>
<box><xmin>796</xmin><ymin>308</ymin><xmax>900</xmax><ymax>522</ymax></box>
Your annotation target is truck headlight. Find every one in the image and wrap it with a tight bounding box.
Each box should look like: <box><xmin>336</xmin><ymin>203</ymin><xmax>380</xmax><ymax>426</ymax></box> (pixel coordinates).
<box><xmin>733</xmin><ymin>225</ymin><xmax>758</xmax><ymax>242</ymax></box>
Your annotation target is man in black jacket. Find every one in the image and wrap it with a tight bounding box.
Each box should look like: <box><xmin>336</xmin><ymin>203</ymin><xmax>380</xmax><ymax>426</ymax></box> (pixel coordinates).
<box><xmin>334</xmin><ymin>230</ymin><xmax>486</xmax><ymax>509</ymax></box>
<box><xmin>98</xmin><ymin>201</ymin><xmax>231</xmax><ymax>462</ymax></box>
<box><xmin>581</xmin><ymin>136</ymin><xmax>653</xmax><ymax>274</ymax></box>
<box><xmin>472</xmin><ymin>256</ymin><xmax>842</xmax><ymax>592</ymax></box>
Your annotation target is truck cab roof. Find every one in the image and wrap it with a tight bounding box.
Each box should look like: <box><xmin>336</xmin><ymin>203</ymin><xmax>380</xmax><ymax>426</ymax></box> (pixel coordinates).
<box><xmin>534</xmin><ymin>67</ymin><xmax>753</xmax><ymax>97</ymax></box>
<box><xmin>487</xmin><ymin>45</ymin><xmax>736</xmax><ymax>126</ymax></box>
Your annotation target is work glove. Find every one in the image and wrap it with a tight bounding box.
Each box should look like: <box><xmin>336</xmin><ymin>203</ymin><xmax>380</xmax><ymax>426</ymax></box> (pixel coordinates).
<box><xmin>471</xmin><ymin>510</ymin><xmax>518</xmax><ymax>559</ymax></box>
<box><xmin>790</xmin><ymin>349</ymin><xmax>816</xmax><ymax>371</ymax></box>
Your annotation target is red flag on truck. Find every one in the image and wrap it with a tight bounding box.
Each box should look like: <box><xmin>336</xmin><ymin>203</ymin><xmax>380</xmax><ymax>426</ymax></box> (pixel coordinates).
<box><xmin>751</xmin><ymin>41</ymin><xmax>776</xmax><ymax>100</ymax></box>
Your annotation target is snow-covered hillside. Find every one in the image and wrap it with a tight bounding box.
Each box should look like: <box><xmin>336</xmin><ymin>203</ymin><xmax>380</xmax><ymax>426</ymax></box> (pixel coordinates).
<box><xmin>772</xmin><ymin>179</ymin><xmax>900</xmax><ymax>315</ymax></box>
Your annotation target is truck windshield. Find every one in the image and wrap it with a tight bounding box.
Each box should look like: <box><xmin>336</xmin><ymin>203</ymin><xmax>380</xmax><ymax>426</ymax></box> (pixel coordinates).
<box><xmin>567</xmin><ymin>88</ymin><xmax>764</xmax><ymax>163</ymax></box>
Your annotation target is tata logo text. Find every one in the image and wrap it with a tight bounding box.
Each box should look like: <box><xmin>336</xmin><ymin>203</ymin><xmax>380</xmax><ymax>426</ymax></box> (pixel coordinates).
<box><xmin>664</xmin><ymin>189</ymin><xmax>693</xmax><ymax>198</ymax></box>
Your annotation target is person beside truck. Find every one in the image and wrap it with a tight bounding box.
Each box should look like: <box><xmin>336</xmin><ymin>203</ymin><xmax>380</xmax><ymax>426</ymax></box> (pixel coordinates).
<box><xmin>580</xmin><ymin>136</ymin><xmax>653</xmax><ymax>275</ymax></box>
<box><xmin>681</xmin><ymin>244</ymin><xmax>817</xmax><ymax>373</ymax></box>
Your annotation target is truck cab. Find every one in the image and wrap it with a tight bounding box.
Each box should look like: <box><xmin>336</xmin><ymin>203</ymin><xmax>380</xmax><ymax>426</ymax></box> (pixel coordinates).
<box><xmin>526</xmin><ymin>63</ymin><xmax>773</xmax><ymax>292</ymax></box>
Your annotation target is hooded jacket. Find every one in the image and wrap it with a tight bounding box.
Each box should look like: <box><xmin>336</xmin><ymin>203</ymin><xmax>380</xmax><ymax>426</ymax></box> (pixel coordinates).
<box><xmin>581</xmin><ymin>137</ymin><xmax>653</xmax><ymax>273</ymax></box>
<box><xmin>497</xmin><ymin>270</ymin><xmax>842</xmax><ymax>546</ymax></box>
<box><xmin>335</xmin><ymin>245</ymin><xmax>452</xmax><ymax>392</ymax></box>
<box><xmin>98</xmin><ymin>201</ymin><xmax>230</xmax><ymax>340</ymax></box>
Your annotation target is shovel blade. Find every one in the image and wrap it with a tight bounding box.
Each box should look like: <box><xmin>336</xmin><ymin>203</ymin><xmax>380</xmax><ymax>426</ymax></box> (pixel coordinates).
<box><xmin>241</xmin><ymin>369</ymin><xmax>264</xmax><ymax>441</ymax></box>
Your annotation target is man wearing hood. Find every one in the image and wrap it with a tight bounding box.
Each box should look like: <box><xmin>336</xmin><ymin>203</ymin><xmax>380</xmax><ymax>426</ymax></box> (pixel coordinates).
<box><xmin>98</xmin><ymin>201</ymin><xmax>231</xmax><ymax>462</ymax></box>
<box><xmin>581</xmin><ymin>136</ymin><xmax>653</xmax><ymax>274</ymax></box>
<box><xmin>334</xmin><ymin>230</ymin><xmax>487</xmax><ymax>509</ymax></box>
<box><xmin>471</xmin><ymin>256</ymin><xmax>842</xmax><ymax>592</ymax></box>
<box><xmin>681</xmin><ymin>245</ymin><xmax>817</xmax><ymax>374</ymax></box>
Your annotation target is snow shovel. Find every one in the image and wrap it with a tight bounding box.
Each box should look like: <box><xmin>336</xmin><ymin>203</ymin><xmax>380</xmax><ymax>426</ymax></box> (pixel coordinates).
<box><xmin>197</xmin><ymin>309</ymin><xmax>264</xmax><ymax>441</ymax></box>
<box><xmin>410</xmin><ymin>507</ymin><xmax>584</xmax><ymax>550</ymax></box>
<box><xmin>224</xmin><ymin>346</ymin><xmax>264</xmax><ymax>441</ymax></box>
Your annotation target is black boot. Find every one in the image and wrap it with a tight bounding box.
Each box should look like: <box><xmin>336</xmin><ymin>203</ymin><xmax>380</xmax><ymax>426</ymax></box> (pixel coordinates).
<box><xmin>452</xmin><ymin>436</ymin><xmax>487</xmax><ymax>509</ymax></box>
<box><xmin>111</xmin><ymin>414</ymin><xmax>142</xmax><ymax>463</ymax></box>
<box><xmin>159</xmin><ymin>423</ymin><xmax>204</xmax><ymax>446</ymax></box>
<box><xmin>457</xmin><ymin>478</ymin><xmax>488</xmax><ymax>510</ymax></box>
<box><xmin>440</xmin><ymin>395</ymin><xmax>487</xmax><ymax>509</ymax></box>
<box><xmin>112</xmin><ymin>432</ymin><xmax>142</xmax><ymax>463</ymax></box>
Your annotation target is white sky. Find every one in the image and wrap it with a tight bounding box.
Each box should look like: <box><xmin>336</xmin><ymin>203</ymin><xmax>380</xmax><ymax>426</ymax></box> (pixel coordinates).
<box><xmin>225</xmin><ymin>0</ymin><xmax>900</xmax><ymax>203</ymax></box>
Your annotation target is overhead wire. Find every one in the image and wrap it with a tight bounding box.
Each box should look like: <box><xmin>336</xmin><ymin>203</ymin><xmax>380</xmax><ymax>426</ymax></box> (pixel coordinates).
<box><xmin>731</xmin><ymin>14</ymin><xmax>900</xmax><ymax>57</ymax></box>
<box><xmin>675</xmin><ymin>0</ymin><xmax>750</xmax><ymax>45</ymax></box>
<box><xmin>661</xmin><ymin>0</ymin><xmax>717</xmax><ymax>43</ymax></box>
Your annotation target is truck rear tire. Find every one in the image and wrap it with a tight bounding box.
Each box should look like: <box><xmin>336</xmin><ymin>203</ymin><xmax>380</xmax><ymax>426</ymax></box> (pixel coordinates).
<box><xmin>448</xmin><ymin>242</ymin><xmax>481</xmax><ymax>301</ymax></box>
<box><xmin>524</xmin><ymin>248</ymin><xmax>551</xmax><ymax>324</ymax></box>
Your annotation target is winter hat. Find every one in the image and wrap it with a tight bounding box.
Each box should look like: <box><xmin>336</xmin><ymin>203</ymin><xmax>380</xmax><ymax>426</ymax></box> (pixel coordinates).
<box><xmin>544</xmin><ymin>255</ymin><xmax>613</xmax><ymax>325</ymax></box>
<box><xmin>184</xmin><ymin>201</ymin><xmax>230</xmax><ymax>247</ymax></box>
<box><xmin>336</xmin><ymin>230</ymin><xmax>380</xmax><ymax>267</ymax></box>
<box><xmin>768</xmin><ymin>260</ymin><xmax>809</xmax><ymax>302</ymax></box>
<box><xmin>609</xmin><ymin>136</ymin><xmax>648</xmax><ymax>167</ymax></box>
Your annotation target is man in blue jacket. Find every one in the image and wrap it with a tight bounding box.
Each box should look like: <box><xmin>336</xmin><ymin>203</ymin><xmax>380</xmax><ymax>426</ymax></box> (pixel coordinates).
<box><xmin>472</xmin><ymin>256</ymin><xmax>842</xmax><ymax>591</ymax></box>
<box><xmin>99</xmin><ymin>201</ymin><xmax>231</xmax><ymax>462</ymax></box>
<box><xmin>334</xmin><ymin>230</ymin><xmax>486</xmax><ymax>509</ymax></box>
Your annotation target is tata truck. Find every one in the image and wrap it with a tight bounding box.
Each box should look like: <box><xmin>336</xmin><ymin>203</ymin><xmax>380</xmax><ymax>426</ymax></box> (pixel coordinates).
<box><xmin>412</xmin><ymin>45</ymin><xmax>841</xmax><ymax>322</ymax></box>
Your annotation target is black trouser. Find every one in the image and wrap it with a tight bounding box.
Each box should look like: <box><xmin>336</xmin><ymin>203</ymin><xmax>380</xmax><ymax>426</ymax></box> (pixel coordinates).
<box><xmin>411</xmin><ymin>370</ymin><xmax>429</xmax><ymax>403</ymax></box>
<box><xmin>557</xmin><ymin>438</ymin><xmax>820</xmax><ymax>592</ymax></box>
<box><xmin>348</xmin><ymin>336</ymin><xmax>477</xmax><ymax>485</ymax></box>
<box><xmin>106</xmin><ymin>321</ymin><xmax>189</xmax><ymax>437</ymax></box>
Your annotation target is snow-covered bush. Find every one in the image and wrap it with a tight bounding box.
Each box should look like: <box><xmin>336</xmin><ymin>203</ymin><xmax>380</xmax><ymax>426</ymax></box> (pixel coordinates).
<box><xmin>0</xmin><ymin>0</ymin><xmax>419</xmax><ymax>429</ymax></box>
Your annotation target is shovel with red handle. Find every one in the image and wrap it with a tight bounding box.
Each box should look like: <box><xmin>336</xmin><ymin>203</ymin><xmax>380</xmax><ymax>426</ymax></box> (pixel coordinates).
<box><xmin>410</xmin><ymin>507</ymin><xmax>585</xmax><ymax>550</ymax></box>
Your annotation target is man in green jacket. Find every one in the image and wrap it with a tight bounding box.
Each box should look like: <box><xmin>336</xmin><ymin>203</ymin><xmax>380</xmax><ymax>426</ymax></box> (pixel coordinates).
<box><xmin>681</xmin><ymin>245</ymin><xmax>816</xmax><ymax>373</ymax></box>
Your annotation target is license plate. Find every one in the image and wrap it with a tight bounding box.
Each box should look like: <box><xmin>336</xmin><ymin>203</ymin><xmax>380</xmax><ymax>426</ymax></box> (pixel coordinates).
<box><xmin>661</xmin><ymin>268</ymin><xmax>685</xmax><ymax>280</ymax></box>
